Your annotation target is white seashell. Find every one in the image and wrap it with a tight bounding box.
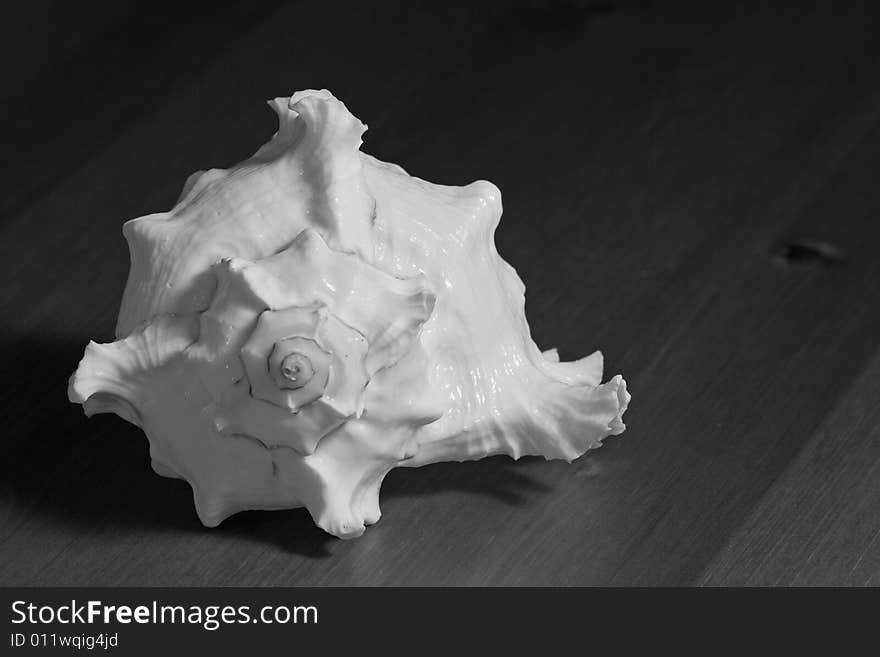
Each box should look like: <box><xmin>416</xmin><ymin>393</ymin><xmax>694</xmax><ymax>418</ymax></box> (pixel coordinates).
<box><xmin>68</xmin><ymin>89</ymin><xmax>631</xmax><ymax>539</ymax></box>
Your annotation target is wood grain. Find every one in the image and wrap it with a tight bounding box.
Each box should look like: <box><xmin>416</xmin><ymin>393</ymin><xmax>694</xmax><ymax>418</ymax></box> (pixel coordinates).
<box><xmin>2</xmin><ymin>0</ymin><xmax>879</xmax><ymax>585</ymax></box>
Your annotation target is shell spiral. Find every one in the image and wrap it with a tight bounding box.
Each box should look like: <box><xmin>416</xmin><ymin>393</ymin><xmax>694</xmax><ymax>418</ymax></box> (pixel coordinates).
<box><xmin>68</xmin><ymin>89</ymin><xmax>630</xmax><ymax>538</ymax></box>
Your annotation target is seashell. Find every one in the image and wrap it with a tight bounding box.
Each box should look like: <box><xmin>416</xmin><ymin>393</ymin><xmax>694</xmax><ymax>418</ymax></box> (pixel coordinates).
<box><xmin>69</xmin><ymin>89</ymin><xmax>631</xmax><ymax>539</ymax></box>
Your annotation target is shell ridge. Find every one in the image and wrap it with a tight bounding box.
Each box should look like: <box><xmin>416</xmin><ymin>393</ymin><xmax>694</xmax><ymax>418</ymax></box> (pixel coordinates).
<box><xmin>69</xmin><ymin>313</ymin><xmax>200</xmax><ymax>417</ymax></box>
<box><xmin>407</xmin><ymin>374</ymin><xmax>630</xmax><ymax>467</ymax></box>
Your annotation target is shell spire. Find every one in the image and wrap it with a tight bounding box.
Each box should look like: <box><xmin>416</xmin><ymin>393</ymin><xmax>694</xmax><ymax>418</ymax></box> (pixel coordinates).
<box><xmin>69</xmin><ymin>89</ymin><xmax>630</xmax><ymax>539</ymax></box>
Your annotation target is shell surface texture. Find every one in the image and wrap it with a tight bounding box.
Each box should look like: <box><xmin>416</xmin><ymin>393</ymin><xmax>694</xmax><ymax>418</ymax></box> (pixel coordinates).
<box><xmin>69</xmin><ymin>89</ymin><xmax>631</xmax><ymax>539</ymax></box>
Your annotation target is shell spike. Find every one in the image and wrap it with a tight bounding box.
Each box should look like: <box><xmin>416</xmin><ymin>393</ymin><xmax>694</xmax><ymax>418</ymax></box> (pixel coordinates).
<box><xmin>69</xmin><ymin>314</ymin><xmax>199</xmax><ymax>424</ymax></box>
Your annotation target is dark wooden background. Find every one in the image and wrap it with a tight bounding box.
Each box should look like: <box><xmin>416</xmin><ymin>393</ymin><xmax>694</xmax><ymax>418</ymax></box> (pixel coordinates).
<box><xmin>2</xmin><ymin>0</ymin><xmax>879</xmax><ymax>586</ymax></box>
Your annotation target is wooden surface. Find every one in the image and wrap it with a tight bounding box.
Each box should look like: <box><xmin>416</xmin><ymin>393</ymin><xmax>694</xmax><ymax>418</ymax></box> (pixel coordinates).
<box><xmin>2</xmin><ymin>1</ymin><xmax>880</xmax><ymax>586</ymax></box>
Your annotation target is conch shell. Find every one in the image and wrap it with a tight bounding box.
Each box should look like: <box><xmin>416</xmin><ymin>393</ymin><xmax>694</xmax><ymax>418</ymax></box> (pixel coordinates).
<box><xmin>69</xmin><ymin>89</ymin><xmax>630</xmax><ymax>538</ymax></box>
